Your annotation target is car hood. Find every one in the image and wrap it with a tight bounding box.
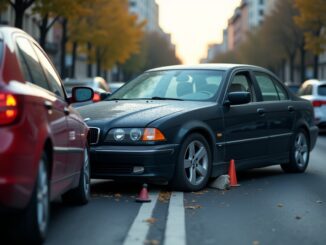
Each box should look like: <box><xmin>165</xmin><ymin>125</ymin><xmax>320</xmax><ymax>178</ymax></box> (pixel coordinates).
<box><xmin>77</xmin><ymin>100</ymin><xmax>214</xmax><ymax>127</ymax></box>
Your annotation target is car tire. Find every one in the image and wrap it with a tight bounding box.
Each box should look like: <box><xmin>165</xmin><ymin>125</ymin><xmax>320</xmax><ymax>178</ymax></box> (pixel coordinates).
<box><xmin>281</xmin><ymin>129</ymin><xmax>310</xmax><ymax>173</ymax></box>
<box><xmin>171</xmin><ymin>133</ymin><xmax>212</xmax><ymax>192</ymax></box>
<box><xmin>11</xmin><ymin>152</ymin><xmax>50</xmax><ymax>244</ymax></box>
<box><xmin>62</xmin><ymin>148</ymin><xmax>90</xmax><ymax>205</ymax></box>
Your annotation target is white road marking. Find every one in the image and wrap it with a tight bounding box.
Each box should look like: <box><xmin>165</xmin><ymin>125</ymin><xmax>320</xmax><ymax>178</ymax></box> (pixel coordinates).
<box><xmin>123</xmin><ymin>191</ymin><xmax>159</xmax><ymax>245</ymax></box>
<box><xmin>164</xmin><ymin>192</ymin><xmax>186</xmax><ymax>245</ymax></box>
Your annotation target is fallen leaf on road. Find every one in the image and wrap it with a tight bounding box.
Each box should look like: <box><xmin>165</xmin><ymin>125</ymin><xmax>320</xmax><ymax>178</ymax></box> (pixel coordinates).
<box><xmin>144</xmin><ymin>239</ymin><xmax>159</xmax><ymax>245</ymax></box>
<box><xmin>277</xmin><ymin>203</ymin><xmax>284</xmax><ymax>208</ymax></box>
<box><xmin>316</xmin><ymin>200</ymin><xmax>323</xmax><ymax>204</ymax></box>
<box><xmin>159</xmin><ymin>192</ymin><xmax>171</xmax><ymax>203</ymax></box>
<box><xmin>185</xmin><ymin>205</ymin><xmax>202</xmax><ymax>210</ymax></box>
<box><xmin>253</xmin><ymin>241</ymin><xmax>260</xmax><ymax>245</ymax></box>
<box><xmin>144</xmin><ymin>218</ymin><xmax>157</xmax><ymax>224</ymax></box>
<box><xmin>192</xmin><ymin>191</ymin><xmax>205</xmax><ymax>195</ymax></box>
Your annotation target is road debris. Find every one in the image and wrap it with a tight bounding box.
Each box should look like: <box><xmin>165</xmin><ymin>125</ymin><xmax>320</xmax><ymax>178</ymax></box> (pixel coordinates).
<box><xmin>209</xmin><ymin>175</ymin><xmax>230</xmax><ymax>190</ymax></box>
<box><xmin>144</xmin><ymin>217</ymin><xmax>158</xmax><ymax>224</ymax></box>
<box><xmin>185</xmin><ymin>205</ymin><xmax>202</xmax><ymax>210</ymax></box>
<box><xmin>277</xmin><ymin>203</ymin><xmax>284</xmax><ymax>208</ymax></box>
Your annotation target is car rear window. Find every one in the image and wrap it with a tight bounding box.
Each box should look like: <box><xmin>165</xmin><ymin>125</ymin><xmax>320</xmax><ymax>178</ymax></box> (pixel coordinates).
<box><xmin>318</xmin><ymin>85</ymin><xmax>326</xmax><ymax>96</ymax></box>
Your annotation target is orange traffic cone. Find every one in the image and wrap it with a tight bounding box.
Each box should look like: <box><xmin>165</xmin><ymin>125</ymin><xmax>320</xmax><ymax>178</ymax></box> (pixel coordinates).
<box><xmin>228</xmin><ymin>159</ymin><xmax>240</xmax><ymax>187</ymax></box>
<box><xmin>136</xmin><ymin>183</ymin><xmax>151</xmax><ymax>202</ymax></box>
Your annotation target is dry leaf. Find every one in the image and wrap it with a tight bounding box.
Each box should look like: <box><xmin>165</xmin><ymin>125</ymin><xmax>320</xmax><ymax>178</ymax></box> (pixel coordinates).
<box><xmin>159</xmin><ymin>192</ymin><xmax>171</xmax><ymax>203</ymax></box>
<box><xmin>144</xmin><ymin>240</ymin><xmax>159</xmax><ymax>245</ymax></box>
<box><xmin>144</xmin><ymin>217</ymin><xmax>157</xmax><ymax>224</ymax></box>
<box><xmin>253</xmin><ymin>241</ymin><xmax>260</xmax><ymax>245</ymax></box>
<box><xmin>185</xmin><ymin>205</ymin><xmax>202</xmax><ymax>210</ymax></box>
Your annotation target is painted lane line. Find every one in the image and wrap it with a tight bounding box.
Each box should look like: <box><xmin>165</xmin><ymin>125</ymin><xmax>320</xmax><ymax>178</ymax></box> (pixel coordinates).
<box><xmin>164</xmin><ymin>192</ymin><xmax>186</xmax><ymax>245</ymax></box>
<box><xmin>123</xmin><ymin>191</ymin><xmax>159</xmax><ymax>245</ymax></box>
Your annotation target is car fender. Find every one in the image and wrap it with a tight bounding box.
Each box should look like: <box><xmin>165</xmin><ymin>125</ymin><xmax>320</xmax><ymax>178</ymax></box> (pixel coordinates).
<box><xmin>172</xmin><ymin>120</ymin><xmax>219</xmax><ymax>163</ymax></box>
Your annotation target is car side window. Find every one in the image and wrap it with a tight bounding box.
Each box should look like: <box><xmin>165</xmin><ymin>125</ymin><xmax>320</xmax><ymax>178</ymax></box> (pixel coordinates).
<box><xmin>274</xmin><ymin>80</ymin><xmax>288</xmax><ymax>100</ymax></box>
<box><xmin>32</xmin><ymin>44</ymin><xmax>65</xmax><ymax>98</ymax></box>
<box><xmin>16</xmin><ymin>37</ymin><xmax>50</xmax><ymax>91</ymax></box>
<box><xmin>228</xmin><ymin>72</ymin><xmax>255</xmax><ymax>101</ymax></box>
<box><xmin>254</xmin><ymin>72</ymin><xmax>280</xmax><ymax>101</ymax></box>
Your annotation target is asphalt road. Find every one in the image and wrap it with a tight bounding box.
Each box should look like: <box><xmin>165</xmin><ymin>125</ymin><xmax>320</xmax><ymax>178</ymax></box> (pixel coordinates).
<box><xmin>40</xmin><ymin>134</ymin><xmax>326</xmax><ymax>244</ymax></box>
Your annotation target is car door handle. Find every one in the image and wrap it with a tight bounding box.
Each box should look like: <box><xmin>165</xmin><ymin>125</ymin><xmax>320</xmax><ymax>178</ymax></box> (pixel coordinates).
<box><xmin>64</xmin><ymin>107</ymin><xmax>70</xmax><ymax>115</ymax></box>
<box><xmin>257</xmin><ymin>108</ymin><xmax>265</xmax><ymax>116</ymax></box>
<box><xmin>288</xmin><ymin>106</ymin><xmax>295</xmax><ymax>112</ymax></box>
<box><xmin>44</xmin><ymin>101</ymin><xmax>53</xmax><ymax>110</ymax></box>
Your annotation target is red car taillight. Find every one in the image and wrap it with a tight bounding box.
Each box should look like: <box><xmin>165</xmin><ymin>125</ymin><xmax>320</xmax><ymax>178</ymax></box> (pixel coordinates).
<box><xmin>0</xmin><ymin>93</ymin><xmax>19</xmax><ymax>126</ymax></box>
<box><xmin>93</xmin><ymin>92</ymin><xmax>101</xmax><ymax>102</ymax></box>
<box><xmin>312</xmin><ymin>100</ymin><xmax>326</xmax><ymax>107</ymax></box>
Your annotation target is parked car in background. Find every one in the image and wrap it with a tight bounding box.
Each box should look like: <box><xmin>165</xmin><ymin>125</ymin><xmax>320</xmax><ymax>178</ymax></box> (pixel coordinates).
<box><xmin>298</xmin><ymin>79</ymin><xmax>326</xmax><ymax>128</ymax></box>
<box><xmin>77</xmin><ymin>64</ymin><xmax>318</xmax><ymax>192</ymax></box>
<box><xmin>109</xmin><ymin>81</ymin><xmax>125</xmax><ymax>93</ymax></box>
<box><xmin>0</xmin><ymin>27</ymin><xmax>93</xmax><ymax>244</ymax></box>
<box><xmin>284</xmin><ymin>81</ymin><xmax>300</xmax><ymax>94</ymax></box>
<box><xmin>64</xmin><ymin>77</ymin><xmax>111</xmax><ymax>106</ymax></box>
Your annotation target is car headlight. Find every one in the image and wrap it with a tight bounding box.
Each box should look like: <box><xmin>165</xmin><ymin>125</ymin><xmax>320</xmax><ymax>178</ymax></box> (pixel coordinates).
<box><xmin>113</xmin><ymin>128</ymin><xmax>125</xmax><ymax>141</ymax></box>
<box><xmin>130</xmin><ymin>128</ymin><xmax>142</xmax><ymax>141</ymax></box>
<box><xmin>106</xmin><ymin>128</ymin><xmax>166</xmax><ymax>143</ymax></box>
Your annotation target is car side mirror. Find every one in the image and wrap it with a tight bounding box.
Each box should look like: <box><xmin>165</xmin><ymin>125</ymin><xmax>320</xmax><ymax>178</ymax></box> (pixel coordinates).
<box><xmin>225</xmin><ymin>92</ymin><xmax>251</xmax><ymax>105</ymax></box>
<box><xmin>70</xmin><ymin>86</ymin><xmax>94</xmax><ymax>103</ymax></box>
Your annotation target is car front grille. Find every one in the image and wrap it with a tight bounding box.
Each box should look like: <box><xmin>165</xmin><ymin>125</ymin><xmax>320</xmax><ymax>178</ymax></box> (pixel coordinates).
<box><xmin>88</xmin><ymin>127</ymin><xmax>100</xmax><ymax>145</ymax></box>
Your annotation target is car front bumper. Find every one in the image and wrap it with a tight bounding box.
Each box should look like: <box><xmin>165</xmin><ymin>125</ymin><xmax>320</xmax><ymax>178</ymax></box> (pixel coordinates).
<box><xmin>90</xmin><ymin>144</ymin><xmax>179</xmax><ymax>184</ymax></box>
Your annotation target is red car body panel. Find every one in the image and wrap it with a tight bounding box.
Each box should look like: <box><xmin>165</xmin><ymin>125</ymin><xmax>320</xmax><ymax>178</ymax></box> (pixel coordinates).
<box><xmin>0</xmin><ymin>27</ymin><xmax>88</xmax><ymax>210</ymax></box>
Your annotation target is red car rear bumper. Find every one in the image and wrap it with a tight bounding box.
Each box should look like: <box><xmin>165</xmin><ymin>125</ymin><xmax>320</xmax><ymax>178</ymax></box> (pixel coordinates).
<box><xmin>0</xmin><ymin>128</ymin><xmax>38</xmax><ymax>210</ymax></box>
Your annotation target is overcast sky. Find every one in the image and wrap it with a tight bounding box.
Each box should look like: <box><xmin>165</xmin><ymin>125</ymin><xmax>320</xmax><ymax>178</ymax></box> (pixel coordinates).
<box><xmin>156</xmin><ymin>0</ymin><xmax>241</xmax><ymax>64</ymax></box>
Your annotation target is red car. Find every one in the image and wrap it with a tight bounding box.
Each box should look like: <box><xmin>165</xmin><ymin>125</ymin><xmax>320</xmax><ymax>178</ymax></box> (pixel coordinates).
<box><xmin>0</xmin><ymin>27</ymin><xmax>93</xmax><ymax>243</ymax></box>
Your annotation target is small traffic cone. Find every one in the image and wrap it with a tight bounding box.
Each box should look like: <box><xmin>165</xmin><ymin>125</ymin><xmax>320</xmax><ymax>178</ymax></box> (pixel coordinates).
<box><xmin>228</xmin><ymin>159</ymin><xmax>240</xmax><ymax>187</ymax></box>
<box><xmin>136</xmin><ymin>183</ymin><xmax>151</xmax><ymax>202</ymax></box>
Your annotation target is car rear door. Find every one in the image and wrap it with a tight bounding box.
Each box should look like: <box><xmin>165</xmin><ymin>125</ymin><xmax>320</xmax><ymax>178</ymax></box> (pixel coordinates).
<box><xmin>15</xmin><ymin>37</ymin><xmax>68</xmax><ymax>188</ymax></box>
<box><xmin>222</xmin><ymin>70</ymin><xmax>268</xmax><ymax>168</ymax></box>
<box><xmin>252</xmin><ymin>71</ymin><xmax>295</xmax><ymax>160</ymax></box>
<box><xmin>31</xmin><ymin>43</ymin><xmax>85</xmax><ymax>177</ymax></box>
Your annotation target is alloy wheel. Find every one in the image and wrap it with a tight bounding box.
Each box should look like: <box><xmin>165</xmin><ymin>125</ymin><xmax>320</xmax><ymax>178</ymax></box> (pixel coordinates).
<box><xmin>294</xmin><ymin>132</ymin><xmax>308</xmax><ymax>167</ymax></box>
<box><xmin>183</xmin><ymin>140</ymin><xmax>209</xmax><ymax>186</ymax></box>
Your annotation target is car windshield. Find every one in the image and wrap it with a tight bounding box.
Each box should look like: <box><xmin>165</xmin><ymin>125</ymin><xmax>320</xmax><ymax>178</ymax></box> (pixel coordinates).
<box><xmin>108</xmin><ymin>69</ymin><xmax>225</xmax><ymax>101</ymax></box>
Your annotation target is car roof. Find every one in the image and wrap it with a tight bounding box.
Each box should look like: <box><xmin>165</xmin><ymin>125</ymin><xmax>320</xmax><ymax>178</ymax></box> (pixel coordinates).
<box><xmin>302</xmin><ymin>79</ymin><xmax>326</xmax><ymax>86</ymax></box>
<box><xmin>147</xmin><ymin>63</ymin><xmax>269</xmax><ymax>72</ymax></box>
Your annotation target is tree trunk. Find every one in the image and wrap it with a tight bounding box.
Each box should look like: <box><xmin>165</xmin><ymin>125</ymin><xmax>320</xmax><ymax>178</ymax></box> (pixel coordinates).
<box><xmin>96</xmin><ymin>48</ymin><xmax>102</xmax><ymax>76</ymax></box>
<box><xmin>300</xmin><ymin>46</ymin><xmax>306</xmax><ymax>83</ymax></box>
<box><xmin>313</xmin><ymin>54</ymin><xmax>319</xmax><ymax>79</ymax></box>
<box><xmin>60</xmin><ymin>18</ymin><xmax>68</xmax><ymax>78</ymax></box>
<box><xmin>14</xmin><ymin>8</ymin><xmax>24</xmax><ymax>28</ymax></box>
<box><xmin>71</xmin><ymin>42</ymin><xmax>78</xmax><ymax>78</ymax></box>
<box><xmin>87</xmin><ymin>42</ymin><xmax>92</xmax><ymax>77</ymax></box>
<box><xmin>12</xmin><ymin>0</ymin><xmax>35</xmax><ymax>28</ymax></box>
<box><xmin>39</xmin><ymin>15</ymin><xmax>49</xmax><ymax>49</ymax></box>
<box><xmin>289</xmin><ymin>53</ymin><xmax>295</xmax><ymax>83</ymax></box>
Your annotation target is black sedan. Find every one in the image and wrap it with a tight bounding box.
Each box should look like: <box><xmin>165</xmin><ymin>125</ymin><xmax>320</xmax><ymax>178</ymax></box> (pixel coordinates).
<box><xmin>77</xmin><ymin>64</ymin><xmax>318</xmax><ymax>191</ymax></box>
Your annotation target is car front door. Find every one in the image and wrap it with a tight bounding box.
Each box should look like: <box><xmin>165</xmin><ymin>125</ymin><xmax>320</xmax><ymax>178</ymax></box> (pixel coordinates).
<box><xmin>222</xmin><ymin>71</ymin><xmax>268</xmax><ymax>169</ymax></box>
<box><xmin>253</xmin><ymin>71</ymin><xmax>296</xmax><ymax>160</ymax></box>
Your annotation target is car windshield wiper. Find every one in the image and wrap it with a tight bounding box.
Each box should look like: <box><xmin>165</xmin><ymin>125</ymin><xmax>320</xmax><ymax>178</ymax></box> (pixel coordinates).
<box><xmin>149</xmin><ymin>96</ymin><xmax>184</xmax><ymax>101</ymax></box>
